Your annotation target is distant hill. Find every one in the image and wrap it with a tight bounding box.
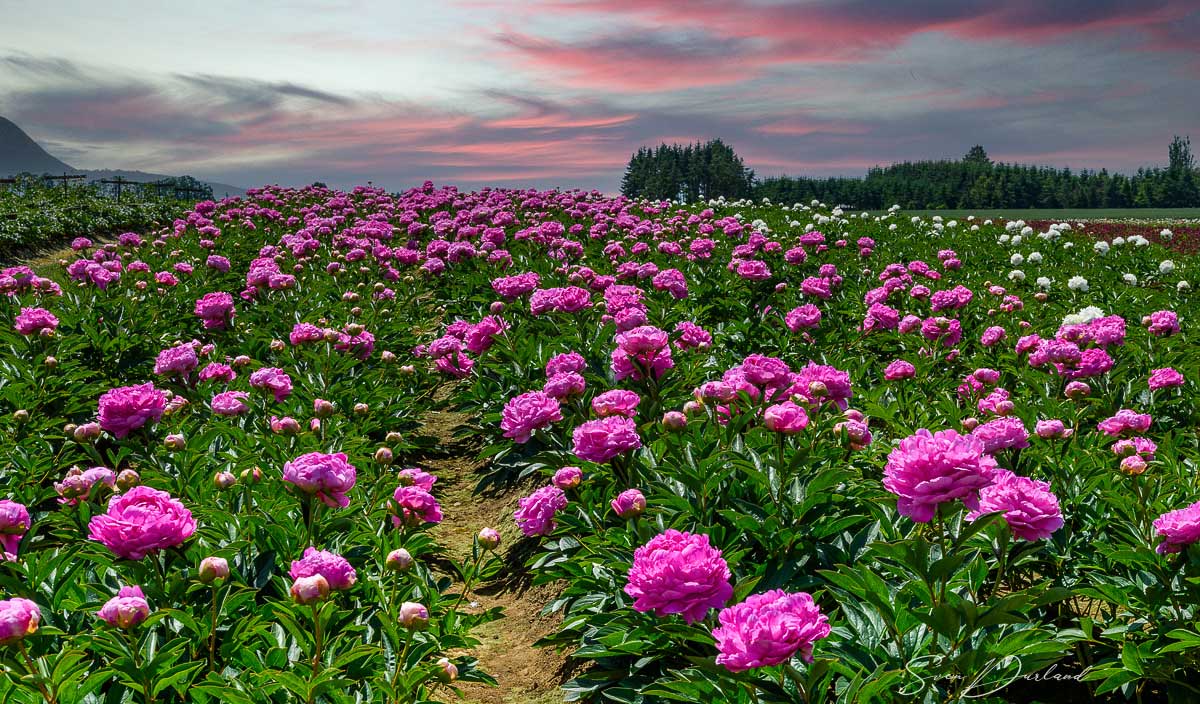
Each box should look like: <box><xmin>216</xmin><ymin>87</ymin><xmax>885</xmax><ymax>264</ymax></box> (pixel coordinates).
<box><xmin>0</xmin><ymin>115</ymin><xmax>75</xmax><ymax>175</ymax></box>
<box><xmin>0</xmin><ymin>115</ymin><xmax>245</xmax><ymax>197</ymax></box>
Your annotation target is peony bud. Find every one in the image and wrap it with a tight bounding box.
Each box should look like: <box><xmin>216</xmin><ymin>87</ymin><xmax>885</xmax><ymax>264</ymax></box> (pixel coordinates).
<box><xmin>213</xmin><ymin>471</ymin><xmax>237</xmax><ymax>490</ymax></box>
<box><xmin>385</xmin><ymin>431</ymin><xmax>404</xmax><ymax>444</ymax></box>
<box><xmin>74</xmin><ymin>422</ymin><xmax>102</xmax><ymax>442</ymax></box>
<box><xmin>198</xmin><ymin>556</ymin><xmax>230</xmax><ymax>584</ymax></box>
<box><xmin>961</xmin><ymin>417</ymin><xmax>980</xmax><ymax>431</ymax></box>
<box><xmin>13</xmin><ymin>410</ymin><xmax>29</xmax><ymax>424</ymax></box>
<box><xmin>44</xmin><ymin>356</ymin><xmax>57</xmax><ymax>369</ymax></box>
<box><xmin>398</xmin><ymin>601</ymin><xmax>429</xmax><ymax>630</ymax></box>
<box><xmin>164</xmin><ymin>434</ymin><xmax>186</xmax><ymax>451</ymax></box>
<box><xmin>374</xmin><ymin>447</ymin><xmax>394</xmax><ymax>466</ymax></box>
<box><xmin>269</xmin><ymin>340</ymin><xmax>285</xmax><ymax>352</ymax></box>
<box><xmin>436</xmin><ymin>657</ymin><xmax>458</xmax><ymax>683</ymax></box>
<box><xmin>661</xmin><ymin>411</ymin><xmax>687</xmax><ymax>431</ymax></box>
<box><xmin>552</xmin><ymin>466</ymin><xmax>582</xmax><ymax>490</ymax></box>
<box><xmin>1120</xmin><ymin>455</ymin><xmax>1148</xmax><ymax>476</ymax></box>
<box><xmin>290</xmin><ymin>575</ymin><xmax>330</xmax><ymax>604</ymax></box>
<box><xmin>610</xmin><ymin>489</ymin><xmax>646</xmax><ymax>519</ymax></box>
<box><xmin>477</xmin><ymin>527</ymin><xmax>501</xmax><ymax>551</ymax></box>
<box><xmin>385</xmin><ymin>548</ymin><xmax>414</xmax><ymax>572</ymax></box>
<box><xmin>353</xmin><ymin>403</ymin><xmax>369</xmax><ymax>416</ymax></box>
<box><xmin>115</xmin><ymin>469</ymin><xmax>140</xmax><ymax>491</ymax></box>
<box><xmin>313</xmin><ymin>399</ymin><xmax>335</xmax><ymax>418</ymax></box>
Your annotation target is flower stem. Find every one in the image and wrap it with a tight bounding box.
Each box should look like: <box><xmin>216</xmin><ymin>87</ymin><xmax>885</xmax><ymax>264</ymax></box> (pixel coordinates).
<box><xmin>17</xmin><ymin>642</ymin><xmax>56</xmax><ymax>704</ymax></box>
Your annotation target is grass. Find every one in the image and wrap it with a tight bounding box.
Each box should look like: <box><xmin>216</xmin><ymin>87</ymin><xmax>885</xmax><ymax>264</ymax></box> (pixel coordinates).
<box><xmin>865</xmin><ymin>208</ymin><xmax>1200</xmax><ymax>221</ymax></box>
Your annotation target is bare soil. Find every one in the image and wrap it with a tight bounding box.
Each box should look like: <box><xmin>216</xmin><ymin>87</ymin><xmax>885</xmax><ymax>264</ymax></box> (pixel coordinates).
<box><xmin>411</xmin><ymin>400</ymin><xmax>569</xmax><ymax>704</ymax></box>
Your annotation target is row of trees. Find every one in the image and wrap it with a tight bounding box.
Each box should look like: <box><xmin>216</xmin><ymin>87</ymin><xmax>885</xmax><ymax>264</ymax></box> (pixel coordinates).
<box><xmin>619</xmin><ymin>139</ymin><xmax>755</xmax><ymax>201</ymax></box>
<box><xmin>622</xmin><ymin>137</ymin><xmax>1200</xmax><ymax>209</ymax></box>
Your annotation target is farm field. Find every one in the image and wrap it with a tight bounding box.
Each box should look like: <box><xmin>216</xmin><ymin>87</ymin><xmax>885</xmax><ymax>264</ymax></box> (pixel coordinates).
<box><xmin>864</xmin><ymin>208</ymin><xmax>1200</xmax><ymax>222</ymax></box>
<box><xmin>1</xmin><ymin>183</ymin><xmax>1199</xmax><ymax>704</ymax></box>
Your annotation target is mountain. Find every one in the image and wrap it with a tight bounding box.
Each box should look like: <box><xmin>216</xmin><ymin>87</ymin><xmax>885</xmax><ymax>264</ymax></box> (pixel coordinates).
<box><xmin>0</xmin><ymin>115</ymin><xmax>245</xmax><ymax>196</ymax></box>
<box><xmin>0</xmin><ymin>115</ymin><xmax>76</xmax><ymax>175</ymax></box>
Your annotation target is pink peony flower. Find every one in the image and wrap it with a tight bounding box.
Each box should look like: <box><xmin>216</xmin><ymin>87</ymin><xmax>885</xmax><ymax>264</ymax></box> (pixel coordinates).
<box><xmin>154</xmin><ymin>345</ymin><xmax>199</xmax><ymax>378</ymax></box>
<box><xmin>391</xmin><ymin>486</ymin><xmax>443</xmax><ymax>527</ymax></box>
<box><xmin>713</xmin><ymin>590</ymin><xmax>831</xmax><ymax>672</ymax></box>
<box><xmin>789</xmin><ymin>362</ymin><xmax>853</xmax><ymax>410</ymax></box>
<box><xmin>545</xmin><ymin>351</ymin><xmax>586</xmax><ymax>377</ymax></box>
<box><xmin>98</xmin><ymin>383</ymin><xmax>168</xmax><ymax>438</ymax></box>
<box><xmin>572</xmin><ymin>416</ymin><xmax>642</xmax><ymax>463</ymax></box>
<box><xmin>592</xmin><ymin>389</ymin><xmax>640</xmax><ymax>418</ymax></box>
<box><xmin>884</xmin><ymin>360</ymin><xmax>916</xmax><ymax>381</ymax></box>
<box><xmin>967</xmin><ymin>470</ymin><xmax>1063</xmax><ymax>541</ymax></box>
<box><xmin>283</xmin><ymin>452</ymin><xmax>357</xmax><ymax>508</ymax></box>
<box><xmin>249</xmin><ymin>367</ymin><xmax>293</xmax><ymax>402</ymax></box>
<box><xmin>14</xmin><ymin>307</ymin><xmax>58</xmax><ymax>336</ymax></box>
<box><xmin>397</xmin><ymin>467</ymin><xmax>437</xmax><ymax>492</ymax></box>
<box><xmin>1154</xmin><ymin>500</ymin><xmax>1200</xmax><ymax>554</ymax></box>
<box><xmin>784</xmin><ymin>304</ymin><xmax>821</xmax><ymax>332</ymax></box>
<box><xmin>1098</xmin><ymin>409</ymin><xmax>1152</xmax><ymax>437</ymax></box>
<box><xmin>88</xmin><ymin>486</ymin><xmax>197</xmax><ymax>560</ymax></box>
<box><xmin>0</xmin><ymin>500</ymin><xmax>30</xmax><ymax>561</ymax></box>
<box><xmin>1143</xmin><ymin>310</ymin><xmax>1180</xmax><ymax>336</ymax></box>
<box><xmin>0</xmin><ymin>598</ymin><xmax>40</xmax><ymax>645</ymax></box>
<box><xmin>513</xmin><ymin>485</ymin><xmax>568</xmax><ymax>537</ymax></box>
<box><xmin>1034</xmin><ymin>419</ymin><xmax>1072</xmax><ymax>439</ymax></box>
<box><xmin>883</xmin><ymin>429</ymin><xmax>998</xmax><ymax>522</ymax></box>
<box><xmin>763</xmin><ymin>401</ymin><xmax>809</xmax><ymax>434</ymax></box>
<box><xmin>624</xmin><ymin>530</ymin><xmax>733</xmax><ymax>624</ymax></box>
<box><xmin>193</xmin><ymin>292</ymin><xmax>235</xmax><ymax>330</ymax></box>
<box><xmin>210</xmin><ymin>391</ymin><xmax>250</xmax><ymax>417</ymax></box>
<box><xmin>1149</xmin><ymin>368</ymin><xmax>1185</xmax><ymax>390</ymax></box>
<box><xmin>544</xmin><ymin>372</ymin><xmax>586</xmax><ymax>400</ymax></box>
<box><xmin>971</xmin><ymin>416</ymin><xmax>1030</xmax><ymax>454</ymax></box>
<box><xmin>501</xmin><ymin>391</ymin><xmax>563</xmax><ymax>443</ymax></box>
<box><xmin>97</xmin><ymin>586</ymin><xmax>150</xmax><ymax>628</ymax></box>
<box><xmin>290</xmin><ymin>547</ymin><xmax>357</xmax><ymax>590</ymax></box>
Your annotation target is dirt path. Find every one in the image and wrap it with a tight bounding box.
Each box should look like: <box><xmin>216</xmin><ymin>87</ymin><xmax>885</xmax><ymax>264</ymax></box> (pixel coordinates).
<box><xmin>412</xmin><ymin>401</ymin><xmax>569</xmax><ymax>704</ymax></box>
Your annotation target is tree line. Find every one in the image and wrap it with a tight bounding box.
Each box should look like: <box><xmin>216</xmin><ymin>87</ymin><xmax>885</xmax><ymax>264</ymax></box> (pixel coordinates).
<box><xmin>622</xmin><ymin>137</ymin><xmax>1200</xmax><ymax>209</ymax></box>
<box><xmin>620</xmin><ymin>139</ymin><xmax>755</xmax><ymax>201</ymax></box>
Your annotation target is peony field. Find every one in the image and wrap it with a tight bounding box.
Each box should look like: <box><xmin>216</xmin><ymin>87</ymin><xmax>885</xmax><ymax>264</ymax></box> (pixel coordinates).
<box><xmin>2</xmin><ymin>183</ymin><xmax>1199</xmax><ymax>704</ymax></box>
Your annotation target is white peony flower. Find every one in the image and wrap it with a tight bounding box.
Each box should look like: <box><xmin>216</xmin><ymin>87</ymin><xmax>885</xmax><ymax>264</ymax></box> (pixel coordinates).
<box><xmin>1160</xmin><ymin>260</ymin><xmax>1175</xmax><ymax>274</ymax></box>
<box><xmin>1094</xmin><ymin>241</ymin><xmax>1110</xmax><ymax>254</ymax></box>
<box><xmin>1123</xmin><ymin>273</ymin><xmax>1138</xmax><ymax>285</ymax></box>
<box><xmin>1008</xmin><ymin>269</ymin><xmax>1026</xmax><ymax>281</ymax></box>
<box><xmin>1063</xmin><ymin>306</ymin><xmax>1105</xmax><ymax>326</ymax></box>
<box><xmin>1010</xmin><ymin>253</ymin><xmax>1025</xmax><ymax>265</ymax></box>
<box><xmin>1068</xmin><ymin>276</ymin><xmax>1089</xmax><ymax>291</ymax></box>
<box><xmin>1028</xmin><ymin>252</ymin><xmax>1043</xmax><ymax>264</ymax></box>
<box><xmin>1178</xmin><ymin>280</ymin><xmax>1190</xmax><ymax>292</ymax></box>
<box><xmin>1160</xmin><ymin>228</ymin><xmax>1173</xmax><ymax>241</ymax></box>
<box><xmin>1036</xmin><ymin>276</ymin><xmax>1052</xmax><ymax>289</ymax></box>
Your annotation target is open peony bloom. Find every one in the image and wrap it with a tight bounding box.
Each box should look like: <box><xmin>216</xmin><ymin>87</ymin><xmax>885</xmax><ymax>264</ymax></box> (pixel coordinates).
<box><xmin>713</xmin><ymin>590</ymin><xmax>831</xmax><ymax>672</ymax></box>
<box><xmin>98</xmin><ymin>383</ymin><xmax>168</xmax><ymax>439</ymax></box>
<box><xmin>883</xmin><ymin>429</ymin><xmax>998</xmax><ymax>523</ymax></box>
<box><xmin>88</xmin><ymin>486</ymin><xmax>196</xmax><ymax>560</ymax></box>
<box><xmin>514</xmin><ymin>485</ymin><xmax>567</xmax><ymax>537</ymax></box>
<box><xmin>572</xmin><ymin>416</ymin><xmax>642</xmax><ymax>464</ymax></box>
<box><xmin>967</xmin><ymin>470</ymin><xmax>1064</xmax><ymax>541</ymax></box>
<box><xmin>390</xmin><ymin>486</ymin><xmax>443</xmax><ymax>527</ymax></box>
<box><xmin>500</xmin><ymin>391</ymin><xmax>563</xmax><ymax>443</ymax></box>
<box><xmin>283</xmin><ymin>452</ymin><xmax>357</xmax><ymax>508</ymax></box>
<box><xmin>624</xmin><ymin>530</ymin><xmax>732</xmax><ymax>624</ymax></box>
<box><xmin>289</xmin><ymin>547</ymin><xmax>357</xmax><ymax>590</ymax></box>
<box><xmin>1154</xmin><ymin>500</ymin><xmax>1200</xmax><ymax>555</ymax></box>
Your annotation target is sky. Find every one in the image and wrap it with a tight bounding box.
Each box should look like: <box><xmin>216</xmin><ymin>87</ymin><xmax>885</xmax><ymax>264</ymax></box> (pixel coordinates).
<box><xmin>1</xmin><ymin>0</ymin><xmax>1198</xmax><ymax>192</ymax></box>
